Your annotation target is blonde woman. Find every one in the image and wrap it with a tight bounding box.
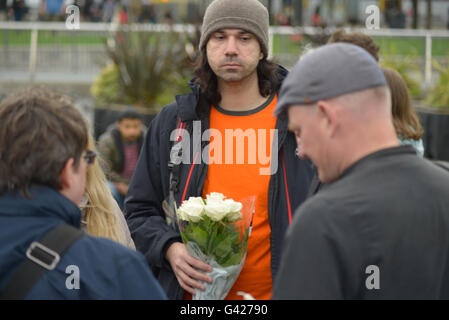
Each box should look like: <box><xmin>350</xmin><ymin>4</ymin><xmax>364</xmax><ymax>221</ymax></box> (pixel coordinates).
<box><xmin>80</xmin><ymin>134</ymin><xmax>136</xmax><ymax>250</ymax></box>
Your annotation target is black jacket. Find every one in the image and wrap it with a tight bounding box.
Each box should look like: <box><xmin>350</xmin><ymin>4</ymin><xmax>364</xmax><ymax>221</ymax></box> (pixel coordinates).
<box><xmin>0</xmin><ymin>185</ymin><xmax>167</xmax><ymax>299</ymax></box>
<box><xmin>125</xmin><ymin>67</ymin><xmax>315</xmax><ymax>299</ymax></box>
<box><xmin>273</xmin><ymin>146</ymin><xmax>449</xmax><ymax>299</ymax></box>
<box><xmin>98</xmin><ymin>125</ymin><xmax>145</xmax><ymax>180</ymax></box>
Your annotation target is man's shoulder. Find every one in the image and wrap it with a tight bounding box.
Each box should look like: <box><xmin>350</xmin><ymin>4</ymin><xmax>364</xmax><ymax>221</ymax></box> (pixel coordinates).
<box><xmin>294</xmin><ymin>185</ymin><xmax>358</xmax><ymax>228</ymax></box>
<box><xmin>72</xmin><ymin>236</ymin><xmax>165</xmax><ymax>298</ymax></box>
<box><xmin>30</xmin><ymin>235</ymin><xmax>163</xmax><ymax>299</ymax></box>
<box><xmin>294</xmin><ymin>194</ymin><xmax>338</xmax><ymax>224</ymax></box>
<box><xmin>276</xmin><ymin>64</ymin><xmax>289</xmax><ymax>83</ymax></box>
<box><xmin>70</xmin><ymin>234</ymin><xmax>143</xmax><ymax>262</ymax></box>
<box><xmin>369</xmin><ymin>154</ymin><xmax>449</xmax><ymax>190</ymax></box>
<box><xmin>150</xmin><ymin>101</ymin><xmax>180</xmax><ymax>131</ymax></box>
<box><xmin>300</xmin><ymin>156</ymin><xmax>449</xmax><ymax>221</ymax></box>
<box><xmin>424</xmin><ymin>159</ymin><xmax>449</xmax><ymax>176</ymax></box>
<box><xmin>61</xmin><ymin>235</ymin><xmax>151</xmax><ymax>283</ymax></box>
<box><xmin>287</xmin><ymin>194</ymin><xmax>352</xmax><ymax>248</ymax></box>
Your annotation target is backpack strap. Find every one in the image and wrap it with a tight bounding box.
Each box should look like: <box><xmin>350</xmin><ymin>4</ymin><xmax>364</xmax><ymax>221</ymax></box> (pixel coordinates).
<box><xmin>168</xmin><ymin>118</ymin><xmax>186</xmax><ymax>195</ymax></box>
<box><xmin>0</xmin><ymin>224</ymin><xmax>85</xmax><ymax>300</ymax></box>
<box><xmin>165</xmin><ymin>117</ymin><xmax>187</xmax><ymax>230</ymax></box>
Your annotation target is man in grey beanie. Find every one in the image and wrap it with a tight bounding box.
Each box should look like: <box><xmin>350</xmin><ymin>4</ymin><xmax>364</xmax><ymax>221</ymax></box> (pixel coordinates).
<box><xmin>125</xmin><ymin>0</ymin><xmax>314</xmax><ymax>300</ymax></box>
<box><xmin>272</xmin><ymin>43</ymin><xmax>449</xmax><ymax>299</ymax></box>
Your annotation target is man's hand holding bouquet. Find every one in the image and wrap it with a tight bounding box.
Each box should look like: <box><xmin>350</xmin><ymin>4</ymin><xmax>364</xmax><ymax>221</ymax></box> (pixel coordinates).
<box><xmin>175</xmin><ymin>192</ymin><xmax>255</xmax><ymax>300</ymax></box>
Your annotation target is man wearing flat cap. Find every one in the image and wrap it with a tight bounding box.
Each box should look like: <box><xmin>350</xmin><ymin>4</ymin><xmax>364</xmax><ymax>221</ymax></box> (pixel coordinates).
<box><xmin>272</xmin><ymin>43</ymin><xmax>449</xmax><ymax>299</ymax></box>
<box><xmin>125</xmin><ymin>0</ymin><xmax>314</xmax><ymax>300</ymax></box>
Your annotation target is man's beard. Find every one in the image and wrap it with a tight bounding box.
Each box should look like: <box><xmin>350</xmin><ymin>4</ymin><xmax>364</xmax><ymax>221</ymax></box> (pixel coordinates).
<box><xmin>216</xmin><ymin>66</ymin><xmax>257</xmax><ymax>83</ymax></box>
<box><xmin>215</xmin><ymin>57</ymin><xmax>256</xmax><ymax>83</ymax></box>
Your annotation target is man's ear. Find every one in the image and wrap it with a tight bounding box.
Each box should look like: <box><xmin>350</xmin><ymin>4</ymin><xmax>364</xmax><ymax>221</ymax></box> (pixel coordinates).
<box><xmin>317</xmin><ymin>101</ymin><xmax>339</xmax><ymax>137</ymax></box>
<box><xmin>59</xmin><ymin>157</ymin><xmax>75</xmax><ymax>191</ymax></box>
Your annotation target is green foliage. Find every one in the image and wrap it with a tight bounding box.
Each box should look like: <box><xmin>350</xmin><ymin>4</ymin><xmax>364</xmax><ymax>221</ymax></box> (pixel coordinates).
<box><xmin>180</xmin><ymin>215</ymin><xmax>248</xmax><ymax>268</ymax></box>
<box><xmin>91</xmin><ymin>27</ymin><xmax>198</xmax><ymax>112</ymax></box>
<box><xmin>380</xmin><ymin>42</ymin><xmax>422</xmax><ymax>98</ymax></box>
<box><xmin>90</xmin><ymin>64</ymin><xmax>132</xmax><ymax>106</ymax></box>
<box><xmin>425</xmin><ymin>58</ymin><xmax>449</xmax><ymax>109</ymax></box>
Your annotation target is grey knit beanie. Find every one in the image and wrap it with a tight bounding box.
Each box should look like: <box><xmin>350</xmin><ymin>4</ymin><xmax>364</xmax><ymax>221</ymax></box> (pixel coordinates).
<box><xmin>199</xmin><ymin>0</ymin><xmax>269</xmax><ymax>57</ymax></box>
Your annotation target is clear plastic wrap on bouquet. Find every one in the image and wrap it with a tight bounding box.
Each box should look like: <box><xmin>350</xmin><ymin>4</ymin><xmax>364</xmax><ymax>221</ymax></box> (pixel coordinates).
<box><xmin>177</xmin><ymin>194</ymin><xmax>256</xmax><ymax>300</ymax></box>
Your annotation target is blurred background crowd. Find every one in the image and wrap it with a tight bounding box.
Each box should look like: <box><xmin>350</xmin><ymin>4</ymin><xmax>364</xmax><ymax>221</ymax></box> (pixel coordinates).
<box><xmin>1</xmin><ymin>0</ymin><xmax>449</xmax><ymax>160</ymax></box>
<box><xmin>0</xmin><ymin>0</ymin><xmax>448</xmax><ymax>29</ymax></box>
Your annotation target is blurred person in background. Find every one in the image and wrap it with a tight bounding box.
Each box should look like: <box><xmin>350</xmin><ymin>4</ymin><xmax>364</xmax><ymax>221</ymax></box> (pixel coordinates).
<box><xmin>98</xmin><ymin>109</ymin><xmax>145</xmax><ymax>210</ymax></box>
<box><xmin>81</xmin><ymin>133</ymin><xmax>136</xmax><ymax>250</ymax></box>
<box><xmin>89</xmin><ymin>0</ymin><xmax>102</xmax><ymax>22</ymax></box>
<box><xmin>102</xmin><ymin>0</ymin><xmax>115</xmax><ymax>22</ymax></box>
<box><xmin>327</xmin><ymin>29</ymin><xmax>380</xmax><ymax>62</ymax></box>
<box><xmin>447</xmin><ymin>6</ymin><xmax>449</xmax><ymax>30</ymax></box>
<box><xmin>0</xmin><ymin>0</ymin><xmax>8</xmax><ymax>20</ymax></box>
<box><xmin>328</xmin><ymin>30</ymin><xmax>424</xmax><ymax>156</ymax></box>
<box><xmin>382</xmin><ymin>67</ymin><xmax>424</xmax><ymax>156</ymax></box>
<box><xmin>11</xmin><ymin>0</ymin><xmax>25</xmax><ymax>21</ymax></box>
<box><xmin>40</xmin><ymin>0</ymin><xmax>65</xmax><ymax>21</ymax></box>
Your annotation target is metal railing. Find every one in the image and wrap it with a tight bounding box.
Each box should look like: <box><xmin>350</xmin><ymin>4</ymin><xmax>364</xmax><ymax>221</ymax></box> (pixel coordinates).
<box><xmin>268</xmin><ymin>26</ymin><xmax>449</xmax><ymax>86</ymax></box>
<box><xmin>1</xmin><ymin>22</ymin><xmax>449</xmax><ymax>84</ymax></box>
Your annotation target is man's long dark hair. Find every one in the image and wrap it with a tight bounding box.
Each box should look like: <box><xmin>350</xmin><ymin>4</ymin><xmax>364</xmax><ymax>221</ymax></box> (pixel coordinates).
<box><xmin>194</xmin><ymin>46</ymin><xmax>279</xmax><ymax>107</ymax></box>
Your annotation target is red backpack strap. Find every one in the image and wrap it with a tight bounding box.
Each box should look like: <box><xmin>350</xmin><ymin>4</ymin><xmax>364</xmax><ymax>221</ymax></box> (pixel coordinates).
<box><xmin>170</xmin><ymin>118</ymin><xmax>200</xmax><ymax>205</ymax></box>
<box><xmin>175</xmin><ymin>117</ymin><xmax>186</xmax><ymax>142</ymax></box>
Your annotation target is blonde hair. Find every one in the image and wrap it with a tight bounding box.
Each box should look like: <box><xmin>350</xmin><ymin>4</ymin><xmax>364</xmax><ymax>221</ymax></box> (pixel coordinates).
<box><xmin>83</xmin><ymin>134</ymin><xmax>128</xmax><ymax>245</ymax></box>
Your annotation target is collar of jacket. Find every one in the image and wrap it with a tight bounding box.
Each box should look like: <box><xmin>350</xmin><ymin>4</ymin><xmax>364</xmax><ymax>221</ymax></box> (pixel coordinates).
<box><xmin>174</xmin><ymin>65</ymin><xmax>289</xmax><ymax>125</ymax></box>
<box><xmin>0</xmin><ymin>185</ymin><xmax>82</xmax><ymax>228</ymax></box>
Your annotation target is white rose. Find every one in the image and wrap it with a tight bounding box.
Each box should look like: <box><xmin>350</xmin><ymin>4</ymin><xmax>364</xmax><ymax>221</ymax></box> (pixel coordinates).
<box><xmin>178</xmin><ymin>201</ymin><xmax>205</xmax><ymax>223</ymax></box>
<box><xmin>224</xmin><ymin>199</ymin><xmax>242</xmax><ymax>222</ymax></box>
<box><xmin>224</xmin><ymin>199</ymin><xmax>242</xmax><ymax>213</ymax></box>
<box><xmin>206</xmin><ymin>192</ymin><xmax>226</xmax><ymax>202</ymax></box>
<box><xmin>185</xmin><ymin>196</ymin><xmax>205</xmax><ymax>206</ymax></box>
<box><xmin>226</xmin><ymin>210</ymin><xmax>242</xmax><ymax>222</ymax></box>
<box><xmin>204</xmin><ymin>199</ymin><xmax>229</xmax><ymax>221</ymax></box>
<box><xmin>176</xmin><ymin>207</ymin><xmax>187</xmax><ymax>221</ymax></box>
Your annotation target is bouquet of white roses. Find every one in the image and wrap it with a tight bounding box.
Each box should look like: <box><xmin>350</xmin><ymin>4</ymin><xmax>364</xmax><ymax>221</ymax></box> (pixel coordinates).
<box><xmin>176</xmin><ymin>192</ymin><xmax>255</xmax><ymax>300</ymax></box>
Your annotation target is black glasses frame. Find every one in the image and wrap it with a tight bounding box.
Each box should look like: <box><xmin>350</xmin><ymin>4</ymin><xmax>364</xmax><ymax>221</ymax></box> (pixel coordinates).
<box><xmin>83</xmin><ymin>150</ymin><xmax>97</xmax><ymax>165</ymax></box>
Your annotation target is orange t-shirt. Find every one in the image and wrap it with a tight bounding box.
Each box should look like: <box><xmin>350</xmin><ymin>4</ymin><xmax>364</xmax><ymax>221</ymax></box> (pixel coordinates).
<box><xmin>185</xmin><ymin>94</ymin><xmax>278</xmax><ymax>300</ymax></box>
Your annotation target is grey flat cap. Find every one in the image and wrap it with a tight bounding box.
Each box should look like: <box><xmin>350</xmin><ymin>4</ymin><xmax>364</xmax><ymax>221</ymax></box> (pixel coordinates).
<box><xmin>274</xmin><ymin>43</ymin><xmax>387</xmax><ymax>115</ymax></box>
